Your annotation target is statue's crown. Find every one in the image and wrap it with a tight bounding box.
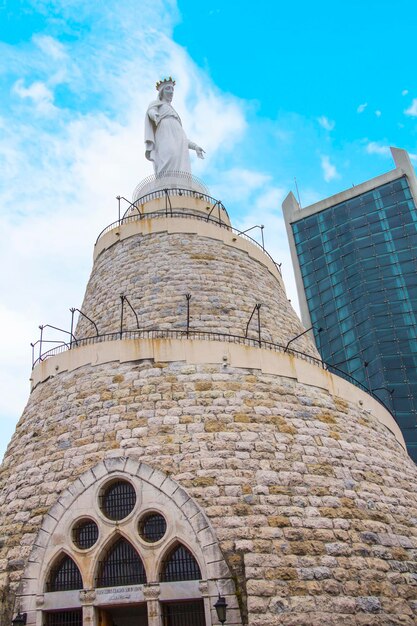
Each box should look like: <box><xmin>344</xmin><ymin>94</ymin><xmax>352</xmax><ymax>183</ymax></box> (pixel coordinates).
<box><xmin>156</xmin><ymin>76</ymin><xmax>176</xmax><ymax>90</ymax></box>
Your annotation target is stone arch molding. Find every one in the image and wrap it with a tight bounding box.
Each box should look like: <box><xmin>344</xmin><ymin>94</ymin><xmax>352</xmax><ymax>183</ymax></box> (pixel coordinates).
<box><xmin>20</xmin><ymin>456</ymin><xmax>242</xmax><ymax>625</ymax></box>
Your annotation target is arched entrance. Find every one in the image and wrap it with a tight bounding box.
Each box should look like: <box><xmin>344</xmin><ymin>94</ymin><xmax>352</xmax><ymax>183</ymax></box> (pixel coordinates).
<box><xmin>18</xmin><ymin>457</ymin><xmax>242</xmax><ymax>626</ymax></box>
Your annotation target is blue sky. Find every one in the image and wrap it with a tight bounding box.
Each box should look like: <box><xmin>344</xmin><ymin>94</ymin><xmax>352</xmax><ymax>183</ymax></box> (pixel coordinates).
<box><xmin>1</xmin><ymin>0</ymin><xmax>417</xmax><ymax>460</ymax></box>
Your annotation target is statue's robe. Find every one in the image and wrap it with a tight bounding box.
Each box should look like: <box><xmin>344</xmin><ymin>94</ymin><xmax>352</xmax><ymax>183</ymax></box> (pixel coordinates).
<box><xmin>145</xmin><ymin>100</ymin><xmax>191</xmax><ymax>176</ymax></box>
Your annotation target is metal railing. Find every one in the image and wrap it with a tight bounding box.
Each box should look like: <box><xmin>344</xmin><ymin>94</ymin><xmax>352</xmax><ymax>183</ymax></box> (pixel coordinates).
<box><xmin>129</xmin><ymin>186</ymin><xmax>226</xmax><ymax>215</ymax></box>
<box><xmin>95</xmin><ymin>210</ymin><xmax>282</xmax><ymax>275</ymax></box>
<box><xmin>132</xmin><ymin>171</ymin><xmax>210</xmax><ymax>199</ymax></box>
<box><xmin>96</xmin><ymin>186</ymin><xmax>229</xmax><ymax>242</ymax></box>
<box><xmin>31</xmin><ymin>327</ymin><xmax>395</xmax><ymax>420</ymax></box>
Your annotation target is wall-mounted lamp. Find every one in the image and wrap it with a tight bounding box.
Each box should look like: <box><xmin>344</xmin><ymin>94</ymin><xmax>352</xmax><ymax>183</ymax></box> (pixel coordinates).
<box><xmin>12</xmin><ymin>613</ymin><xmax>27</xmax><ymax>626</ymax></box>
<box><xmin>214</xmin><ymin>594</ymin><xmax>228</xmax><ymax>624</ymax></box>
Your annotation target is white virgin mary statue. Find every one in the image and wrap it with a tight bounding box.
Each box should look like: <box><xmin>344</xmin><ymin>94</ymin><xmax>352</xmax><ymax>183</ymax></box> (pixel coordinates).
<box><xmin>144</xmin><ymin>77</ymin><xmax>205</xmax><ymax>177</ymax></box>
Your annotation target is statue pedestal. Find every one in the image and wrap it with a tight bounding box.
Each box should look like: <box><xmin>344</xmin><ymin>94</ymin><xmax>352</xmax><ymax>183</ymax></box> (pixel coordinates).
<box><xmin>132</xmin><ymin>170</ymin><xmax>209</xmax><ymax>202</ymax></box>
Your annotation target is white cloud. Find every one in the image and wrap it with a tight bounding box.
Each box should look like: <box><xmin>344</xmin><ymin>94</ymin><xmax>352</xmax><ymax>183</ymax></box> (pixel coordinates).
<box><xmin>188</xmin><ymin>94</ymin><xmax>246</xmax><ymax>167</ymax></box>
<box><xmin>357</xmin><ymin>103</ymin><xmax>368</xmax><ymax>113</ymax></box>
<box><xmin>255</xmin><ymin>187</ymin><xmax>286</xmax><ymax>211</ymax></box>
<box><xmin>365</xmin><ymin>142</ymin><xmax>390</xmax><ymax>156</ymax></box>
<box><xmin>320</xmin><ymin>155</ymin><xmax>339</xmax><ymax>182</ymax></box>
<box><xmin>298</xmin><ymin>188</ymin><xmax>322</xmax><ymax>207</ymax></box>
<box><xmin>34</xmin><ymin>34</ymin><xmax>67</xmax><ymax>61</ymax></box>
<box><xmin>211</xmin><ymin>168</ymin><xmax>270</xmax><ymax>203</ymax></box>
<box><xmin>33</xmin><ymin>35</ymin><xmax>76</xmax><ymax>87</ymax></box>
<box><xmin>402</xmin><ymin>89</ymin><xmax>409</xmax><ymax>96</ymax></box>
<box><xmin>375</xmin><ymin>110</ymin><xmax>381</xmax><ymax>117</ymax></box>
<box><xmin>317</xmin><ymin>115</ymin><xmax>335</xmax><ymax>131</ymax></box>
<box><xmin>405</xmin><ymin>99</ymin><xmax>417</xmax><ymax>117</ymax></box>
<box><xmin>0</xmin><ymin>305</ymin><xmax>34</xmax><ymax>410</ymax></box>
<box><xmin>12</xmin><ymin>79</ymin><xmax>56</xmax><ymax>114</ymax></box>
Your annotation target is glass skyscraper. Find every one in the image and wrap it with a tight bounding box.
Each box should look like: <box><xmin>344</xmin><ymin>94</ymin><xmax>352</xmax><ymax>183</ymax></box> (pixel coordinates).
<box><xmin>283</xmin><ymin>148</ymin><xmax>417</xmax><ymax>462</ymax></box>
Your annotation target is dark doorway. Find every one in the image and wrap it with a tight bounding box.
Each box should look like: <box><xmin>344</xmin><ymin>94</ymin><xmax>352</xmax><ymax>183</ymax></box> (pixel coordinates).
<box><xmin>44</xmin><ymin>611</ymin><xmax>82</xmax><ymax>626</ymax></box>
<box><xmin>162</xmin><ymin>599</ymin><xmax>206</xmax><ymax>626</ymax></box>
<box><xmin>98</xmin><ymin>604</ymin><xmax>148</xmax><ymax>626</ymax></box>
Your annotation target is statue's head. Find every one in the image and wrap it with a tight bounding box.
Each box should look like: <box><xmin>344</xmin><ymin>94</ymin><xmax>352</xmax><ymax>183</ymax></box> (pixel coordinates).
<box><xmin>156</xmin><ymin>77</ymin><xmax>175</xmax><ymax>102</ymax></box>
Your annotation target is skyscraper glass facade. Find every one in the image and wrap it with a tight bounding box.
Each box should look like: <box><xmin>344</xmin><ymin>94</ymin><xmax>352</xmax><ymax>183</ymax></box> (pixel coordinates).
<box><xmin>291</xmin><ymin>176</ymin><xmax>417</xmax><ymax>461</ymax></box>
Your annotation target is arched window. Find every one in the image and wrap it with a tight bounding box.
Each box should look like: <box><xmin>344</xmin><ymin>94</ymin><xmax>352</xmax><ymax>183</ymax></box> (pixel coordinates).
<box><xmin>46</xmin><ymin>554</ymin><xmax>83</xmax><ymax>592</ymax></box>
<box><xmin>99</xmin><ymin>479</ymin><xmax>136</xmax><ymax>521</ymax></box>
<box><xmin>96</xmin><ymin>537</ymin><xmax>147</xmax><ymax>587</ymax></box>
<box><xmin>160</xmin><ymin>544</ymin><xmax>201</xmax><ymax>582</ymax></box>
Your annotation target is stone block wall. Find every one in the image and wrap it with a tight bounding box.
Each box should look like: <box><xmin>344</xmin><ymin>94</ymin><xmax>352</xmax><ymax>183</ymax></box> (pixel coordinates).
<box><xmin>76</xmin><ymin>227</ymin><xmax>318</xmax><ymax>358</ymax></box>
<box><xmin>1</xmin><ymin>357</ymin><xmax>417</xmax><ymax>624</ymax></box>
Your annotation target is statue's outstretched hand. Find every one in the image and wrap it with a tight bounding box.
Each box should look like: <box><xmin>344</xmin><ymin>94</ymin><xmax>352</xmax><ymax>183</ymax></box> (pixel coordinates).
<box><xmin>195</xmin><ymin>146</ymin><xmax>205</xmax><ymax>159</ymax></box>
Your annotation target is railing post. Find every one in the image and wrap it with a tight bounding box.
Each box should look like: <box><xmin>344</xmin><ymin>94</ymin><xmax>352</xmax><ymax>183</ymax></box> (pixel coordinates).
<box><xmin>257</xmin><ymin>303</ymin><xmax>262</xmax><ymax>347</ymax></box>
<box><xmin>164</xmin><ymin>189</ymin><xmax>169</xmax><ymax>216</ymax></box>
<box><xmin>70</xmin><ymin>308</ymin><xmax>98</xmax><ymax>338</ymax></box>
<box><xmin>116</xmin><ymin>195</ymin><xmax>121</xmax><ymax>225</ymax></box>
<box><xmin>120</xmin><ymin>295</ymin><xmax>125</xmax><ymax>339</ymax></box>
<box><xmin>245</xmin><ymin>304</ymin><xmax>261</xmax><ymax>340</ymax></box>
<box><xmin>186</xmin><ymin>294</ymin><xmax>191</xmax><ymax>337</ymax></box>
<box><xmin>364</xmin><ymin>361</ymin><xmax>371</xmax><ymax>395</ymax></box>
<box><xmin>70</xmin><ymin>308</ymin><xmax>75</xmax><ymax>348</ymax></box>
<box><xmin>123</xmin><ymin>295</ymin><xmax>140</xmax><ymax>329</ymax></box>
<box><xmin>38</xmin><ymin>325</ymin><xmax>44</xmax><ymax>361</ymax></box>
<box><xmin>284</xmin><ymin>326</ymin><xmax>323</xmax><ymax>352</ymax></box>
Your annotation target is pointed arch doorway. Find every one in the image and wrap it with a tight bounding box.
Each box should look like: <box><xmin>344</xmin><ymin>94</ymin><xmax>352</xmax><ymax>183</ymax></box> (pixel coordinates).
<box><xmin>19</xmin><ymin>458</ymin><xmax>242</xmax><ymax>626</ymax></box>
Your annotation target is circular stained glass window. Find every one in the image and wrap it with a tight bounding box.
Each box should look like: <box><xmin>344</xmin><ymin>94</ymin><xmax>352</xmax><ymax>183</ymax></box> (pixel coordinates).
<box><xmin>72</xmin><ymin>519</ymin><xmax>99</xmax><ymax>550</ymax></box>
<box><xmin>139</xmin><ymin>512</ymin><xmax>167</xmax><ymax>543</ymax></box>
<box><xmin>100</xmin><ymin>480</ymin><xmax>136</xmax><ymax>521</ymax></box>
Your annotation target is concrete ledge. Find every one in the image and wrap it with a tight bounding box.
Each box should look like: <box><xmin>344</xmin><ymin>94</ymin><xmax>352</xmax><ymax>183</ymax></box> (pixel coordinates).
<box><xmin>30</xmin><ymin>337</ymin><xmax>405</xmax><ymax>450</ymax></box>
<box><xmin>286</xmin><ymin>167</ymin><xmax>403</xmax><ymax>222</ymax></box>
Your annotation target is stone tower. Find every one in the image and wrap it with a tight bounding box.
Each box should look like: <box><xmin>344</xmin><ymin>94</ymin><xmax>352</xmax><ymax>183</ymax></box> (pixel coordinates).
<box><xmin>1</xmin><ymin>176</ymin><xmax>417</xmax><ymax>626</ymax></box>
